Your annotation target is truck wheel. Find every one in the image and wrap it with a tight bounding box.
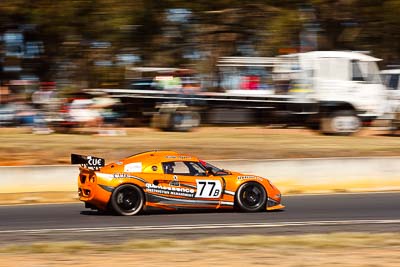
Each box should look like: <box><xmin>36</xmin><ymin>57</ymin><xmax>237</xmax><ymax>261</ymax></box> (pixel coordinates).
<box><xmin>170</xmin><ymin>112</ymin><xmax>200</xmax><ymax>132</ymax></box>
<box><xmin>110</xmin><ymin>184</ymin><xmax>144</xmax><ymax>216</ymax></box>
<box><xmin>320</xmin><ymin>110</ymin><xmax>361</xmax><ymax>135</ymax></box>
<box><xmin>390</xmin><ymin>112</ymin><xmax>400</xmax><ymax>135</ymax></box>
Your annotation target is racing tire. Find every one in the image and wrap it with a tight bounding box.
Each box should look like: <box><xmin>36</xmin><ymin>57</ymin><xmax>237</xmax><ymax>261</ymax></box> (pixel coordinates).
<box><xmin>110</xmin><ymin>184</ymin><xmax>144</xmax><ymax>216</ymax></box>
<box><xmin>235</xmin><ymin>182</ymin><xmax>267</xmax><ymax>212</ymax></box>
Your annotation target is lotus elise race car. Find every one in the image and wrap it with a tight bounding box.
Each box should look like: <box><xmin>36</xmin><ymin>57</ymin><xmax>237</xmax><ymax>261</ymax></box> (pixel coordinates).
<box><xmin>72</xmin><ymin>150</ymin><xmax>284</xmax><ymax>215</ymax></box>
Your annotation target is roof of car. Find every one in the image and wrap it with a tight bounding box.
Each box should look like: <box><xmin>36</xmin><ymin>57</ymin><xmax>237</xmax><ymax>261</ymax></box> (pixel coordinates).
<box><xmin>126</xmin><ymin>150</ymin><xmax>198</xmax><ymax>163</ymax></box>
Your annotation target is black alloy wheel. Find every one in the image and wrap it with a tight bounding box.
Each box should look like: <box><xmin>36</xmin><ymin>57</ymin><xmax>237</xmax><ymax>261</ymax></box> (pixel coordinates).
<box><xmin>110</xmin><ymin>184</ymin><xmax>144</xmax><ymax>216</ymax></box>
<box><xmin>235</xmin><ymin>182</ymin><xmax>267</xmax><ymax>212</ymax></box>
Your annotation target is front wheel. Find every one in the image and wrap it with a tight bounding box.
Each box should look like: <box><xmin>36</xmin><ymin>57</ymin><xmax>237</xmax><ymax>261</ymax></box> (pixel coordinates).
<box><xmin>235</xmin><ymin>182</ymin><xmax>267</xmax><ymax>212</ymax></box>
<box><xmin>110</xmin><ymin>184</ymin><xmax>144</xmax><ymax>216</ymax></box>
<box><xmin>390</xmin><ymin>111</ymin><xmax>400</xmax><ymax>135</ymax></box>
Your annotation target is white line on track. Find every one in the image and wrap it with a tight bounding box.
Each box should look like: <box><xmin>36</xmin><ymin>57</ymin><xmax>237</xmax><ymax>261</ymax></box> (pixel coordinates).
<box><xmin>1</xmin><ymin>219</ymin><xmax>400</xmax><ymax>234</ymax></box>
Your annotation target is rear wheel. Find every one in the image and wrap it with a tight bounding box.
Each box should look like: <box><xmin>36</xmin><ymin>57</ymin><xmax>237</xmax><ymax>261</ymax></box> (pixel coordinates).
<box><xmin>235</xmin><ymin>182</ymin><xmax>267</xmax><ymax>212</ymax></box>
<box><xmin>110</xmin><ymin>184</ymin><xmax>144</xmax><ymax>216</ymax></box>
<box><xmin>320</xmin><ymin>110</ymin><xmax>361</xmax><ymax>135</ymax></box>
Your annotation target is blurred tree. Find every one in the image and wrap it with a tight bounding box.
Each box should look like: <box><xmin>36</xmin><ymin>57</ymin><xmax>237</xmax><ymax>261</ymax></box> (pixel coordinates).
<box><xmin>2</xmin><ymin>0</ymin><xmax>400</xmax><ymax>87</ymax></box>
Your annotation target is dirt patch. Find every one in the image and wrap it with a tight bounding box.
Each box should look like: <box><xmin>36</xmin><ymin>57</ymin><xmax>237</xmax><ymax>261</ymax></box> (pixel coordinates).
<box><xmin>0</xmin><ymin>192</ymin><xmax>78</xmax><ymax>205</ymax></box>
<box><xmin>0</xmin><ymin>233</ymin><xmax>399</xmax><ymax>267</ymax></box>
<box><xmin>1</xmin><ymin>126</ymin><xmax>400</xmax><ymax>166</ymax></box>
<box><xmin>2</xmin><ymin>249</ymin><xmax>400</xmax><ymax>267</ymax></box>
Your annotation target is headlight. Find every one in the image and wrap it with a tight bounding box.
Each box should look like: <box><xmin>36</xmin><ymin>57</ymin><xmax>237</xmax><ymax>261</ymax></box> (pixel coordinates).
<box><xmin>268</xmin><ymin>180</ymin><xmax>278</xmax><ymax>190</ymax></box>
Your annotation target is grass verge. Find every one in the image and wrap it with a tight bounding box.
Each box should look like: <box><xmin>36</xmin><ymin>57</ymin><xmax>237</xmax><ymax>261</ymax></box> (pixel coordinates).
<box><xmin>1</xmin><ymin>233</ymin><xmax>400</xmax><ymax>253</ymax></box>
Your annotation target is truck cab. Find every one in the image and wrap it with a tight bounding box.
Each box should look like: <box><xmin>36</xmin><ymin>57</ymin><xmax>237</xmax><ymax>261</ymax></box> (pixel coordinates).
<box><xmin>381</xmin><ymin>69</ymin><xmax>400</xmax><ymax>112</ymax></box>
<box><xmin>276</xmin><ymin>51</ymin><xmax>387</xmax><ymax>134</ymax></box>
<box><xmin>380</xmin><ymin>69</ymin><xmax>400</xmax><ymax>132</ymax></box>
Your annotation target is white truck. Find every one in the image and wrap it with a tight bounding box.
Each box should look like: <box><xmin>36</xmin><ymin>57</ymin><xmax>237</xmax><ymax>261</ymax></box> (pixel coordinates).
<box><xmin>273</xmin><ymin>51</ymin><xmax>387</xmax><ymax>134</ymax></box>
<box><xmin>97</xmin><ymin>51</ymin><xmax>388</xmax><ymax>135</ymax></box>
<box><xmin>380</xmin><ymin>69</ymin><xmax>400</xmax><ymax>133</ymax></box>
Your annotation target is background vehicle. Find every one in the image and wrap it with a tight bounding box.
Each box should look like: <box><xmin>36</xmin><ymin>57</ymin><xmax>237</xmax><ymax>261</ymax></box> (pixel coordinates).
<box><xmin>275</xmin><ymin>51</ymin><xmax>387</xmax><ymax>134</ymax></box>
<box><xmin>94</xmin><ymin>51</ymin><xmax>387</xmax><ymax>135</ymax></box>
<box><xmin>381</xmin><ymin>69</ymin><xmax>400</xmax><ymax>133</ymax></box>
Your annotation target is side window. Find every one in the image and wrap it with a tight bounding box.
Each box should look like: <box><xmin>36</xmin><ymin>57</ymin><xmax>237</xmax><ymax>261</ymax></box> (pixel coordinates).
<box><xmin>352</xmin><ymin>60</ymin><xmax>365</xmax><ymax>82</ymax></box>
<box><xmin>187</xmin><ymin>162</ymin><xmax>207</xmax><ymax>176</ymax></box>
<box><xmin>174</xmin><ymin>162</ymin><xmax>191</xmax><ymax>174</ymax></box>
<box><xmin>388</xmin><ymin>74</ymin><xmax>400</xmax><ymax>90</ymax></box>
<box><xmin>162</xmin><ymin>161</ymin><xmax>207</xmax><ymax>176</ymax></box>
<box><xmin>162</xmin><ymin>162</ymin><xmax>190</xmax><ymax>175</ymax></box>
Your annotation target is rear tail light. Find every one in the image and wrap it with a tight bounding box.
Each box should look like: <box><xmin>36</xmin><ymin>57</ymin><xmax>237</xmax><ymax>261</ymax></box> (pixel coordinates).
<box><xmin>88</xmin><ymin>175</ymin><xmax>96</xmax><ymax>183</ymax></box>
<box><xmin>80</xmin><ymin>173</ymin><xmax>96</xmax><ymax>184</ymax></box>
<box><xmin>80</xmin><ymin>174</ymin><xmax>87</xmax><ymax>184</ymax></box>
<box><xmin>83</xmin><ymin>189</ymin><xmax>91</xmax><ymax>196</ymax></box>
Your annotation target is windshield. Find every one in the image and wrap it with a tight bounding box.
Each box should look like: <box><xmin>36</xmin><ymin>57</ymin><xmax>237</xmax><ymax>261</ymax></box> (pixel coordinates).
<box><xmin>352</xmin><ymin>61</ymin><xmax>382</xmax><ymax>84</ymax></box>
<box><xmin>199</xmin><ymin>160</ymin><xmax>230</xmax><ymax>176</ymax></box>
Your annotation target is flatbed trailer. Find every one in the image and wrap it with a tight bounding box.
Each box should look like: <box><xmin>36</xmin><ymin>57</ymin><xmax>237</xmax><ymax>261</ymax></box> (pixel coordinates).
<box><xmin>93</xmin><ymin>87</ymin><xmax>366</xmax><ymax>134</ymax></box>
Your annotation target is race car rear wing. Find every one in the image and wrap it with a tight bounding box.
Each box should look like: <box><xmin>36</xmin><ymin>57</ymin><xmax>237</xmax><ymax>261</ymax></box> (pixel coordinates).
<box><xmin>71</xmin><ymin>154</ymin><xmax>105</xmax><ymax>170</ymax></box>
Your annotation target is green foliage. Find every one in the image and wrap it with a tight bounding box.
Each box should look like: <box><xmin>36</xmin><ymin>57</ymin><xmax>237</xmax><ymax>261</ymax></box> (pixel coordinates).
<box><xmin>1</xmin><ymin>0</ymin><xmax>400</xmax><ymax>84</ymax></box>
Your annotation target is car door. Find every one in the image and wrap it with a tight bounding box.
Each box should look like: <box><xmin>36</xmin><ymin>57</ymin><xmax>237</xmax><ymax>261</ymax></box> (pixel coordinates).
<box><xmin>162</xmin><ymin>161</ymin><xmax>224</xmax><ymax>208</ymax></box>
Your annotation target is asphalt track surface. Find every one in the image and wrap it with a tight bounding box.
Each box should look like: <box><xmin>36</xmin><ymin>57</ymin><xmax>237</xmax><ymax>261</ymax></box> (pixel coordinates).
<box><xmin>0</xmin><ymin>192</ymin><xmax>399</xmax><ymax>244</ymax></box>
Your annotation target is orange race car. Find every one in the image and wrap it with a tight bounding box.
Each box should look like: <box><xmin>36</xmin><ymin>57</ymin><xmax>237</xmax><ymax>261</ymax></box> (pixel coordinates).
<box><xmin>72</xmin><ymin>150</ymin><xmax>284</xmax><ymax>216</ymax></box>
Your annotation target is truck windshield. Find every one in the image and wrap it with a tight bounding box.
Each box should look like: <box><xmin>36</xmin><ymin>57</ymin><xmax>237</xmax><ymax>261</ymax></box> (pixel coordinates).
<box><xmin>353</xmin><ymin>61</ymin><xmax>382</xmax><ymax>84</ymax></box>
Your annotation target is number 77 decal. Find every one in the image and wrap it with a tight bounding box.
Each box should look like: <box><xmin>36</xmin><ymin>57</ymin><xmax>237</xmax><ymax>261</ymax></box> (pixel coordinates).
<box><xmin>195</xmin><ymin>180</ymin><xmax>222</xmax><ymax>198</ymax></box>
